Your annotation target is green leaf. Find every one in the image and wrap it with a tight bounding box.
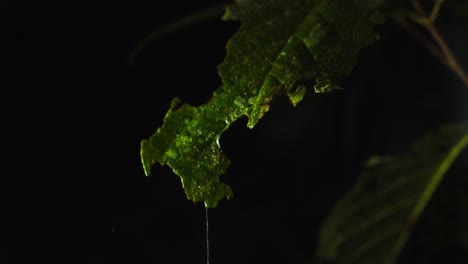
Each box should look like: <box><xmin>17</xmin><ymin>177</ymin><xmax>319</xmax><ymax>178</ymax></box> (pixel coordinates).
<box><xmin>141</xmin><ymin>0</ymin><xmax>385</xmax><ymax>207</ymax></box>
<box><xmin>457</xmin><ymin>164</ymin><xmax>468</xmax><ymax>252</ymax></box>
<box><xmin>316</xmin><ymin>123</ymin><xmax>468</xmax><ymax>263</ymax></box>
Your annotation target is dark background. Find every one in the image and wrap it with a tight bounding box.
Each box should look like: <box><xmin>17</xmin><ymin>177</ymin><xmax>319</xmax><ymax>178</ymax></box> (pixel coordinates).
<box><xmin>4</xmin><ymin>0</ymin><xmax>468</xmax><ymax>263</ymax></box>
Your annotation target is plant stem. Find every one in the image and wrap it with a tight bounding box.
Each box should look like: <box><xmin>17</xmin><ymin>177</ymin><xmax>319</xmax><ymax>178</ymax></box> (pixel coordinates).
<box><xmin>429</xmin><ymin>0</ymin><xmax>444</xmax><ymax>22</ymax></box>
<box><xmin>425</xmin><ymin>22</ymin><xmax>468</xmax><ymax>87</ymax></box>
<box><xmin>392</xmin><ymin>14</ymin><xmax>447</xmax><ymax>67</ymax></box>
<box><xmin>405</xmin><ymin>0</ymin><xmax>468</xmax><ymax>88</ymax></box>
<box><xmin>128</xmin><ymin>4</ymin><xmax>227</xmax><ymax>65</ymax></box>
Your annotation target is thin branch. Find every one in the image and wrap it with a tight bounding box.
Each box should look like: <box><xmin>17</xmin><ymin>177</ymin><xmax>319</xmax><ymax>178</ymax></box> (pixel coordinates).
<box><xmin>392</xmin><ymin>14</ymin><xmax>448</xmax><ymax>68</ymax></box>
<box><xmin>404</xmin><ymin>0</ymin><xmax>468</xmax><ymax>88</ymax></box>
<box><xmin>429</xmin><ymin>0</ymin><xmax>444</xmax><ymax>22</ymax></box>
<box><xmin>425</xmin><ymin>23</ymin><xmax>468</xmax><ymax>87</ymax></box>
<box><xmin>128</xmin><ymin>4</ymin><xmax>227</xmax><ymax>66</ymax></box>
<box><xmin>411</xmin><ymin>0</ymin><xmax>426</xmax><ymax>16</ymax></box>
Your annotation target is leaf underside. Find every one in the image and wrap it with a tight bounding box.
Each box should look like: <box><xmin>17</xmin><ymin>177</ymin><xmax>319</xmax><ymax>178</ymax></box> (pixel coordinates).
<box><xmin>316</xmin><ymin>122</ymin><xmax>468</xmax><ymax>264</ymax></box>
<box><xmin>141</xmin><ymin>0</ymin><xmax>385</xmax><ymax>208</ymax></box>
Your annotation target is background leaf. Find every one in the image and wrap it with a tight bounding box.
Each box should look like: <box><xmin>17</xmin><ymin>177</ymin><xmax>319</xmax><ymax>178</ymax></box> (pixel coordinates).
<box><xmin>316</xmin><ymin>122</ymin><xmax>468</xmax><ymax>263</ymax></box>
<box><xmin>399</xmin><ymin>149</ymin><xmax>468</xmax><ymax>262</ymax></box>
<box><xmin>141</xmin><ymin>0</ymin><xmax>386</xmax><ymax>207</ymax></box>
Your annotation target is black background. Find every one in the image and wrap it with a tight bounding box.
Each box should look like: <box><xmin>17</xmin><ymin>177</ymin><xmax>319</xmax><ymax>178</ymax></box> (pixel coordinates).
<box><xmin>4</xmin><ymin>0</ymin><xmax>468</xmax><ymax>263</ymax></box>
